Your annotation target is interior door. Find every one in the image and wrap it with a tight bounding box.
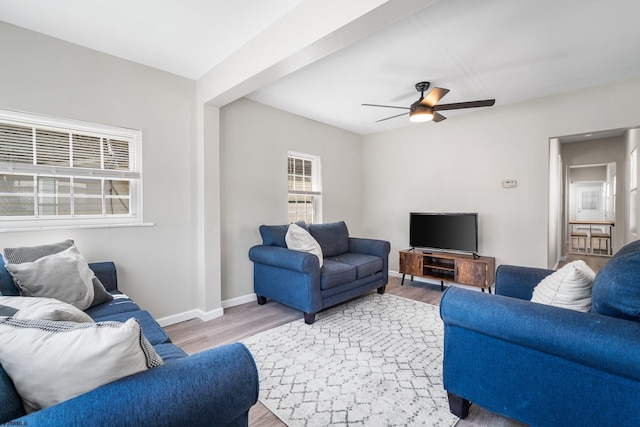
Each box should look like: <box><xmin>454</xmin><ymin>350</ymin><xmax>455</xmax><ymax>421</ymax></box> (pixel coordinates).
<box><xmin>576</xmin><ymin>184</ymin><xmax>604</xmax><ymax>221</ymax></box>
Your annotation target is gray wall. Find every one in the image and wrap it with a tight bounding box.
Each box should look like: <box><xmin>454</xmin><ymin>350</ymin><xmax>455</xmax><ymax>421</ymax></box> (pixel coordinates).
<box><xmin>0</xmin><ymin>22</ymin><xmax>198</xmax><ymax>319</ymax></box>
<box><xmin>219</xmin><ymin>98</ymin><xmax>363</xmax><ymax>301</ymax></box>
<box><xmin>362</xmin><ymin>76</ymin><xmax>640</xmax><ymax>270</ymax></box>
<box><xmin>4</xmin><ymin>20</ymin><xmax>640</xmax><ymax>321</ymax></box>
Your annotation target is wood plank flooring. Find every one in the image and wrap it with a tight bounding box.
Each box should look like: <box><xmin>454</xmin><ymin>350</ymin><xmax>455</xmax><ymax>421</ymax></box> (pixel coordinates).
<box><xmin>164</xmin><ymin>275</ymin><xmax>535</xmax><ymax>426</ymax></box>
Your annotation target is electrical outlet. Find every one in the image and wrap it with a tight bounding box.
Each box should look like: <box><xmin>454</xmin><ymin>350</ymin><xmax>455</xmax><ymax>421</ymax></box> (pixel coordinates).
<box><xmin>502</xmin><ymin>179</ymin><xmax>517</xmax><ymax>188</ymax></box>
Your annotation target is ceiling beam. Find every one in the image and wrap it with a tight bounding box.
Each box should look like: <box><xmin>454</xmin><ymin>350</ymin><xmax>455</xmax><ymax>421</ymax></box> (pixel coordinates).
<box><xmin>197</xmin><ymin>0</ymin><xmax>438</xmax><ymax>106</ymax></box>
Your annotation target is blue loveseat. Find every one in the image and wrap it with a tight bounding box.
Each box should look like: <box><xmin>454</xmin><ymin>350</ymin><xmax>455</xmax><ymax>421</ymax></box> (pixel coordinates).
<box><xmin>440</xmin><ymin>239</ymin><xmax>640</xmax><ymax>426</ymax></box>
<box><xmin>248</xmin><ymin>221</ymin><xmax>390</xmax><ymax>324</ymax></box>
<box><xmin>0</xmin><ymin>259</ymin><xmax>259</xmax><ymax>427</ymax></box>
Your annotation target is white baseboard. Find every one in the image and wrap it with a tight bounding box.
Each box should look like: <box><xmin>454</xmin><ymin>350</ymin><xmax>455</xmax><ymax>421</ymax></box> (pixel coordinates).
<box><xmin>222</xmin><ymin>292</ymin><xmax>257</xmax><ymax>308</ymax></box>
<box><xmin>157</xmin><ymin>293</ymin><xmax>256</xmax><ymax>327</ymax></box>
<box><xmin>156</xmin><ymin>306</ymin><xmax>224</xmax><ymax>327</ymax></box>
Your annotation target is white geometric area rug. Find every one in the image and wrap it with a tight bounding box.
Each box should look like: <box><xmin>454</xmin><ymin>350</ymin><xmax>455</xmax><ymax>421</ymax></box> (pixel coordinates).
<box><xmin>242</xmin><ymin>293</ymin><xmax>459</xmax><ymax>427</ymax></box>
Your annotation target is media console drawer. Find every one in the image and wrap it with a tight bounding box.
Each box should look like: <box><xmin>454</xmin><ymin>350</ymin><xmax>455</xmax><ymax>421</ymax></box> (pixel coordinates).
<box><xmin>399</xmin><ymin>249</ymin><xmax>495</xmax><ymax>290</ymax></box>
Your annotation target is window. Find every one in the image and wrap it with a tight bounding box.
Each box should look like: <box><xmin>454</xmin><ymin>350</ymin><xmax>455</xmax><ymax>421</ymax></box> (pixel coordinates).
<box><xmin>0</xmin><ymin>109</ymin><xmax>142</xmax><ymax>229</ymax></box>
<box><xmin>287</xmin><ymin>151</ymin><xmax>321</xmax><ymax>224</ymax></box>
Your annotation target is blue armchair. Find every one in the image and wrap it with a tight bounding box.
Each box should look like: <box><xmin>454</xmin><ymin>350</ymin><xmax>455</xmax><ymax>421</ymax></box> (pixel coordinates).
<box><xmin>440</xmin><ymin>240</ymin><xmax>640</xmax><ymax>426</ymax></box>
<box><xmin>248</xmin><ymin>221</ymin><xmax>390</xmax><ymax>324</ymax></box>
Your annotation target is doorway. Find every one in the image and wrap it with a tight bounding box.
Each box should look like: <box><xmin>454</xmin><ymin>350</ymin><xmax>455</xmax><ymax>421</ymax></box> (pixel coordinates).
<box><xmin>548</xmin><ymin>130</ymin><xmax>626</xmax><ymax>267</ymax></box>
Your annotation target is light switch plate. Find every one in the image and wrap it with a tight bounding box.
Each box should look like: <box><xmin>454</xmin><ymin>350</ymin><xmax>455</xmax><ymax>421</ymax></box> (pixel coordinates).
<box><xmin>502</xmin><ymin>179</ymin><xmax>517</xmax><ymax>188</ymax></box>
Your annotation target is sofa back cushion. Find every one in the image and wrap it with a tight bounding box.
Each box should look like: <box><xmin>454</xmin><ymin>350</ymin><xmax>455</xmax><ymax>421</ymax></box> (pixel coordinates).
<box><xmin>308</xmin><ymin>221</ymin><xmax>350</xmax><ymax>257</ymax></box>
<box><xmin>592</xmin><ymin>239</ymin><xmax>640</xmax><ymax>321</ymax></box>
<box><xmin>0</xmin><ymin>258</ymin><xmax>18</xmax><ymax>296</ymax></box>
<box><xmin>259</xmin><ymin>222</ymin><xmax>307</xmax><ymax>248</ymax></box>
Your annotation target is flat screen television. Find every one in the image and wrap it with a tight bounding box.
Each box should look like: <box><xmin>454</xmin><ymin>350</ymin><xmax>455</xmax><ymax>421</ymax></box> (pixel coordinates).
<box><xmin>409</xmin><ymin>212</ymin><xmax>478</xmax><ymax>255</ymax></box>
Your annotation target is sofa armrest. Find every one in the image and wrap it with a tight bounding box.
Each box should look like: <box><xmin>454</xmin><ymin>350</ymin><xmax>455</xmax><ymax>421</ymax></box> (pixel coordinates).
<box><xmin>495</xmin><ymin>264</ymin><xmax>553</xmax><ymax>299</ymax></box>
<box><xmin>440</xmin><ymin>287</ymin><xmax>640</xmax><ymax>382</ymax></box>
<box><xmin>348</xmin><ymin>237</ymin><xmax>390</xmax><ymax>258</ymax></box>
<box><xmin>15</xmin><ymin>343</ymin><xmax>259</xmax><ymax>427</ymax></box>
<box><xmin>248</xmin><ymin>245</ymin><xmax>319</xmax><ymax>273</ymax></box>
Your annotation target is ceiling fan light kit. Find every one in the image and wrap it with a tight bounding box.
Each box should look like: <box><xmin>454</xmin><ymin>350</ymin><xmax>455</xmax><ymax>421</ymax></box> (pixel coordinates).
<box><xmin>409</xmin><ymin>104</ymin><xmax>433</xmax><ymax>122</ymax></box>
<box><xmin>363</xmin><ymin>81</ymin><xmax>495</xmax><ymax>124</ymax></box>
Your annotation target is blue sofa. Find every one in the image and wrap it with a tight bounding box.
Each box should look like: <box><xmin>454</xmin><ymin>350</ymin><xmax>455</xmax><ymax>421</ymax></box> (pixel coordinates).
<box><xmin>0</xmin><ymin>259</ymin><xmax>259</xmax><ymax>427</ymax></box>
<box><xmin>248</xmin><ymin>221</ymin><xmax>390</xmax><ymax>324</ymax></box>
<box><xmin>440</xmin><ymin>240</ymin><xmax>640</xmax><ymax>426</ymax></box>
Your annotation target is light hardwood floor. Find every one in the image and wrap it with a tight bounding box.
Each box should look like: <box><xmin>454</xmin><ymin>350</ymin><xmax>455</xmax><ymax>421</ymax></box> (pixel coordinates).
<box><xmin>164</xmin><ymin>275</ymin><xmax>539</xmax><ymax>427</ymax></box>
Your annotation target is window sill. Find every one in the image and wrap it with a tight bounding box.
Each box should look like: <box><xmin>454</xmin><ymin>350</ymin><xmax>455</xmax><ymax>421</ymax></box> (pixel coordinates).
<box><xmin>0</xmin><ymin>222</ymin><xmax>155</xmax><ymax>233</ymax></box>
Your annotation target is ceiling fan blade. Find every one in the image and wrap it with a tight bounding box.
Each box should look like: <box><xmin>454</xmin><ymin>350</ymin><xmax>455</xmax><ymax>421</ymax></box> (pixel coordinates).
<box><xmin>421</xmin><ymin>88</ymin><xmax>450</xmax><ymax>107</ymax></box>
<box><xmin>433</xmin><ymin>112</ymin><xmax>447</xmax><ymax>122</ymax></box>
<box><xmin>362</xmin><ymin>103</ymin><xmax>410</xmax><ymax>110</ymax></box>
<box><xmin>434</xmin><ymin>99</ymin><xmax>496</xmax><ymax>111</ymax></box>
<box><xmin>375</xmin><ymin>112</ymin><xmax>409</xmax><ymax>122</ymax></box>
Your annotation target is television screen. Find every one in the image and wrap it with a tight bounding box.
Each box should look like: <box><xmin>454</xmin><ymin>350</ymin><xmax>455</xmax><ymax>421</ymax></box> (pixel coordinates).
<box><xmin>409</xmin><ymin>212</ymin><xmax>478</xmax><ymax>254</ymax></box>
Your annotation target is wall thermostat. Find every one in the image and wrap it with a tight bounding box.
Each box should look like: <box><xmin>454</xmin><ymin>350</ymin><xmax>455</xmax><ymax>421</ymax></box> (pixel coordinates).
<box><xmin>502</xmin><ymin>179</ymin><xmax>517</xmax><ymax>188</ymax></box>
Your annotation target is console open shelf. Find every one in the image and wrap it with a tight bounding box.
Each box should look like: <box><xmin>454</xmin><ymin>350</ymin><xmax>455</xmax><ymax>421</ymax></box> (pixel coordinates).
<box><xmin>399</xmin><ymin>249</ymin><xmax>495</xmax><ymax>291</ymax></box>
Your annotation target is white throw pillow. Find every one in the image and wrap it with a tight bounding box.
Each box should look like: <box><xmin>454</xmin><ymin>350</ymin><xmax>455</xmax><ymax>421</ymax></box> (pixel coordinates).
<box><xmin>530</xmin><ymin>260</ymin><xmax>596</xmax><ymax>312</ymax></box>
<box><xmin>285</xmin><ymin>223</ymin><xmax>324</xmax><ymax>267</ymax></box>
<box><xmin>4</xmin><ymin>245</ymin><xmax>95</xmax><ymax>310</ymax></box>
<box><xmin>0</xmin><ymin>317</ymin><xmax>163</xmax><ymax>413</ymax></box>
<box><xmin>0</xmin><ymin>296</ymin><xmax>94</xmax><ymax>323</ymax></box>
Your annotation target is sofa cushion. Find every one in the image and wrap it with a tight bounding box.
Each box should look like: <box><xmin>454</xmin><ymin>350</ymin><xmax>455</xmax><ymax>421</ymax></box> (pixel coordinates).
<box><xmin>94</xmin><ymin>309</ymin><xmax>171</xmax><ymax>345</ymax></box>
<box><xmin>0</xmin><ymin>260</ymin><xmax>18</xmax><ymax>296</ymax></box>
<box><xmin>530</xmin><ymin>260</ymin><xmax>595</xmax><ymax>312</ymax></box>
<box><xmin>0</xmin><ymin>296</ymin><xmax>94</xmax><ymax>323</ymax></box>
<box><xmin>84</xmin><ymin>292</ymin><xmax>140</xmax><ymax>318</ymax></box>
<box><xmin>2</xmin><ymin>241</ymin><xmax>113</xmax><ymax>307</ymax></box>
<box><xmin>319</xmin><ymin>259</ymin><xmax>356</xmax><ymax>290</ymax></box>
<box><xmin>286</xmin><ymin>223</ymin><xmax>323</xmax><ymax>267</ymax></box>
<box><xmin>0</xmin><ymin>317</ymin><xmax>163</xmax><ymax>413</ymax></box>
<box><xmin>154</xmin><ymin>343</ymin><xmax>189</xmax><ymax>361</ymax></box>
<box><xmin>326</xmin><ymin>253</ymin><xmax>383</xmax><ymax>279</ymax></box>
<box><xmin>592</xmin><ymin>242</ymin><xmax>640</xmax><ymax>321</ymax></box>
<box><xmin>0</xmin><ymin>366</ymin><xmax>25</xmax><ymax>424</ymax></box>
<box><xmin>308</xmin><ymin>221</ymin><xmax>350</xmax><ymax>257</ymax></box>
<box><xmin>260</xmin><ymin>221</ymin><xmax>307</xmax><ymax>248</ymax></box>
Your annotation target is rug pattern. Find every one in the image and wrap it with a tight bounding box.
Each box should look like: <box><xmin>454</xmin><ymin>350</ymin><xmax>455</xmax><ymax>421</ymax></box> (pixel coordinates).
<box><xmin>242</xmin><ymin>293</ymin><xmax>459</xmax><ymax>426</ymax></box>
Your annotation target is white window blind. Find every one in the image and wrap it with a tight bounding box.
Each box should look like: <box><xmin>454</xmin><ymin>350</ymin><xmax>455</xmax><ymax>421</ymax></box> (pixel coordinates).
<box><xmin>0</xmin><ymin>109</ymin><xmax>143</xmax><ymax>229</ymax></box>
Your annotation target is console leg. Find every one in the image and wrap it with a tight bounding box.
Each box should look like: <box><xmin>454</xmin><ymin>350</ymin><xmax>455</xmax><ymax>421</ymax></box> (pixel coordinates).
<box><xmin>257</xmin><ymin>295</ymin><xmax>267</xmax><ymax>305</ymax></box>
<box><xmin>447</xmin><ymin>392</ymin><xmax>471</xmax><ymax>419</ymax></box>
<box><xmin>441</xmin><ymin>280</ymin><xmax>445</xmax><ymax>292</ymax></box>
<box><xmin>377</xmin><ymin>285</ymin><xmax>386</xmax><ymax>294</ymax></box>
<box><xmin>401</xmin><ymin>274</ymin><xmax>405</xmax><ymax>286</ymax></box>
<box><xmin>304</xmin><ymin>312</ymin><xmax>316</xmax><ymax>324</ymax></box>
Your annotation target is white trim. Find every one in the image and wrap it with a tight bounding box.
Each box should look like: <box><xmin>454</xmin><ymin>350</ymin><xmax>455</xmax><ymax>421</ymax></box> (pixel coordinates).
<box><xmin>222</xmin><ymin>292</ymin><xmax>257</xmax><ymax>308</ymax></box>
<box><xmin>156</xmin><ymin>293</ymin><xmax>257</xmax><ymax>327</ymax></box>
<box><xmin>156</xmin><ymin>306</ymin><xmax>224</xmax><ymax>327</ymax></box>
<box><xmin>0</xmin><ymin>222</ymin><xmax>154</xmax><ymax>233</ymax></box>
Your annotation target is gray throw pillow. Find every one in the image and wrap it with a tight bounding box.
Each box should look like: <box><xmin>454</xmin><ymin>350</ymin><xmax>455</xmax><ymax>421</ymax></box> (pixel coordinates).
<box><xmin>5</xmin><ymin>246</ymin><xmax>96</xmax><ymax>310</ymax></box>
<box><xmin>3</xmin><ymin>240</ymin><xmax>113</xmax><ymax>307</ymax></box>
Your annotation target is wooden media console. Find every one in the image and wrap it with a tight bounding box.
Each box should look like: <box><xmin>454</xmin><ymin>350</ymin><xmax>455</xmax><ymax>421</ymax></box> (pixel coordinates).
<box><xmin>399</xmin><ymin>249</ymin><xmax>495</xmax><ymax>292</ymax></box>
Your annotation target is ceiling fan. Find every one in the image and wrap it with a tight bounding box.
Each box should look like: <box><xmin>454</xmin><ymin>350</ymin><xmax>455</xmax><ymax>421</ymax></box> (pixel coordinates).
<box><xmin>362</xmin><ymin>81</ymin><xmax>495</xmax><ymax>123</ymax></box>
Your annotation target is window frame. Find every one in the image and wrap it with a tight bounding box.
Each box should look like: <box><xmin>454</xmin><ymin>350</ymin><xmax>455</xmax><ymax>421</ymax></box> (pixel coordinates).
<box><xmin>0</xmin><ymin>109</ymin><xmax>145</xmax><ymax>231</ymax></box>
<box><xmin>287</xmin><ymin>150</ymin><xmax>322</xmax><ymax>224</ymax></box>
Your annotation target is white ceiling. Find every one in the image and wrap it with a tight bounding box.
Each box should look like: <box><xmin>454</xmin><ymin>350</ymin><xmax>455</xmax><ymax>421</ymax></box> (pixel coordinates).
<box><xmin>2</xmin><ymin>0</ymin><xmax>640</xmax><ymax>135</ymax></box>
<box><xmin>0</xmin><ymin>0</ymin><xmax>304</xmax><ymax>79</ymax></box>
